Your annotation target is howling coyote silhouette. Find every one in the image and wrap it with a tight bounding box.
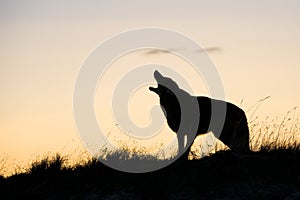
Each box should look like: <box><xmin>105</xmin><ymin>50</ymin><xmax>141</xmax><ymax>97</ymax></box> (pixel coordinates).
<box><xmin>149</xmin><ymin>70</ymin><xmax>250</xmax><ymax>158</ymax></box>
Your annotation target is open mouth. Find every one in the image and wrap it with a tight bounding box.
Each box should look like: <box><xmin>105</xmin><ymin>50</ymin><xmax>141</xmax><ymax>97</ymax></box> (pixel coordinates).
<box><xmin>149</xmin><ymin>86</ymin><xmax>158</xmax><ymax>93</ymax></box>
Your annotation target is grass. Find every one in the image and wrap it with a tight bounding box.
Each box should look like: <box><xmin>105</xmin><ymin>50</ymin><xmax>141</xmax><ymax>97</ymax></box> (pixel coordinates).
<box><xmin>1</xmin><ymin>107</ymin><xmax>300</xmax><ymax>199</ymax></box>
<box><xmin>249</xmin><ymin>106</ymin><xmax>300</xmax><ymax>152</ymax></box>
<box><xmin>0</xmin><ymin>146</ymin><xmax>299</xmax><ymax>199</ymax></box>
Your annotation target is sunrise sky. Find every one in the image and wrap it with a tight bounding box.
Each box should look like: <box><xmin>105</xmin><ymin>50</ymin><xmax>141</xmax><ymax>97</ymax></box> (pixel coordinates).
<box><xmin>1</xmin><ymin>1</ymin><xmax>300</xmax><ymax>171</ymax></box>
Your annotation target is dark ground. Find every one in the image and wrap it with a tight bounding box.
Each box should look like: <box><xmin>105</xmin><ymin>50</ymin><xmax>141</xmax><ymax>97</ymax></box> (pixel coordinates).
<box><xmin>1</xmin><ymin>149</ymin><xmax>300</xmax><ymax>200</ymax></box>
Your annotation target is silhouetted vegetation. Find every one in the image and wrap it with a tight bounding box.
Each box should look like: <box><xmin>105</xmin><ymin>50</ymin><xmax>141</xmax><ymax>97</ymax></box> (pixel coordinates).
<box><xmin>1</xmin><ymin>107</ymin><xmax>300</xmax><ymax>199</ymax></box>
<box><xmin>0</xmin><ymin>143</ymin><xmax>300</xmax><ymax>199</ymax></box>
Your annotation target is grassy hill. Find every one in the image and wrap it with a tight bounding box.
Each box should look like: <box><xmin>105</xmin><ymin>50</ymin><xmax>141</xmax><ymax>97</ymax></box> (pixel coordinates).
<box><xmin>1</xmin><ymin>146</ymin><xmax>300</xmax><ymax>199</ymax></box>
<box><xmin>2</xmin><ymin>109</ymin><xmax>300</xmax><ymax>199</ymax></box>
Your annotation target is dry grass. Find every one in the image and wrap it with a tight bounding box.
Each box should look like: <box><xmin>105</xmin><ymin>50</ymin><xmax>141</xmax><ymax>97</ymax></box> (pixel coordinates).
<box><xmin>249</xmin><ymin>106</ymin><xmax>300</xmax><ymax>152</ymax></box>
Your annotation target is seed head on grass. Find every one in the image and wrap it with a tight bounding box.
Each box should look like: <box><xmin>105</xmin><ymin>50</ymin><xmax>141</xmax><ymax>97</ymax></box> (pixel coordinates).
<box><xmin>28</xmin><ymin>153</ymin><xmax>66</xmax><ymax>175</ymax></box>
<box><xmin>249</xmin><ymin>106</ymin><xmax>300</xmax><ymax>152</ymax></box>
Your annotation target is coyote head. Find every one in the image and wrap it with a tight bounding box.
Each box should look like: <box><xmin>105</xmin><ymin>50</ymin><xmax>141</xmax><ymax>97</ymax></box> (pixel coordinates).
<box><xmin>149</xmin><ymin>70</ymin><xmax>186</xmax><ymax>132</ymax></box>
<box><xmin>149</xmin><ymin>70</ymin><xmax>180</xmax><ymax>101</ymax></box>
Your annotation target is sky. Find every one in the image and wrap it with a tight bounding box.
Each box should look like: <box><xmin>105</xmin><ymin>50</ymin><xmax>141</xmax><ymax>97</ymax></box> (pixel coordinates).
<box><xmin>1</xmin><ymin>1</ymin><xmax>300</xmax><ymax>172</ymax></box>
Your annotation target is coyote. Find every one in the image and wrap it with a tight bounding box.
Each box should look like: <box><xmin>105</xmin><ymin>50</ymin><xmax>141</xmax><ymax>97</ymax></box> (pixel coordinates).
<box><xmin>149</xmin><ymin>70</ymin><xmax>250</xmax><ymax>159</ymax></box>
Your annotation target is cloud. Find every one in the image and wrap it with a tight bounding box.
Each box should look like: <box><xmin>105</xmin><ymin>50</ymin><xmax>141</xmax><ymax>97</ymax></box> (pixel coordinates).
<box><xmin>143</xmin><ymin>47</ymin><xmax>221</xmax><ymax>55</ymax></box>
<box><xmin>143</xmin><ymin>48</ymin><xmax>182</xmax><ymax>55</ymax></box>
<box><xmin>195</xmin><ymin>47</ymin><xmax>221</xmax><ymax>53</ymax></box>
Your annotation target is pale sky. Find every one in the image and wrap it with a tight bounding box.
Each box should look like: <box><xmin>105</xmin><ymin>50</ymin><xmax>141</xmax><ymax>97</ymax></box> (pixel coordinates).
<box><xmin>1</xmin><ymin>1</ymin><xmax>300</xmax><ymax>170</ymax></box>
